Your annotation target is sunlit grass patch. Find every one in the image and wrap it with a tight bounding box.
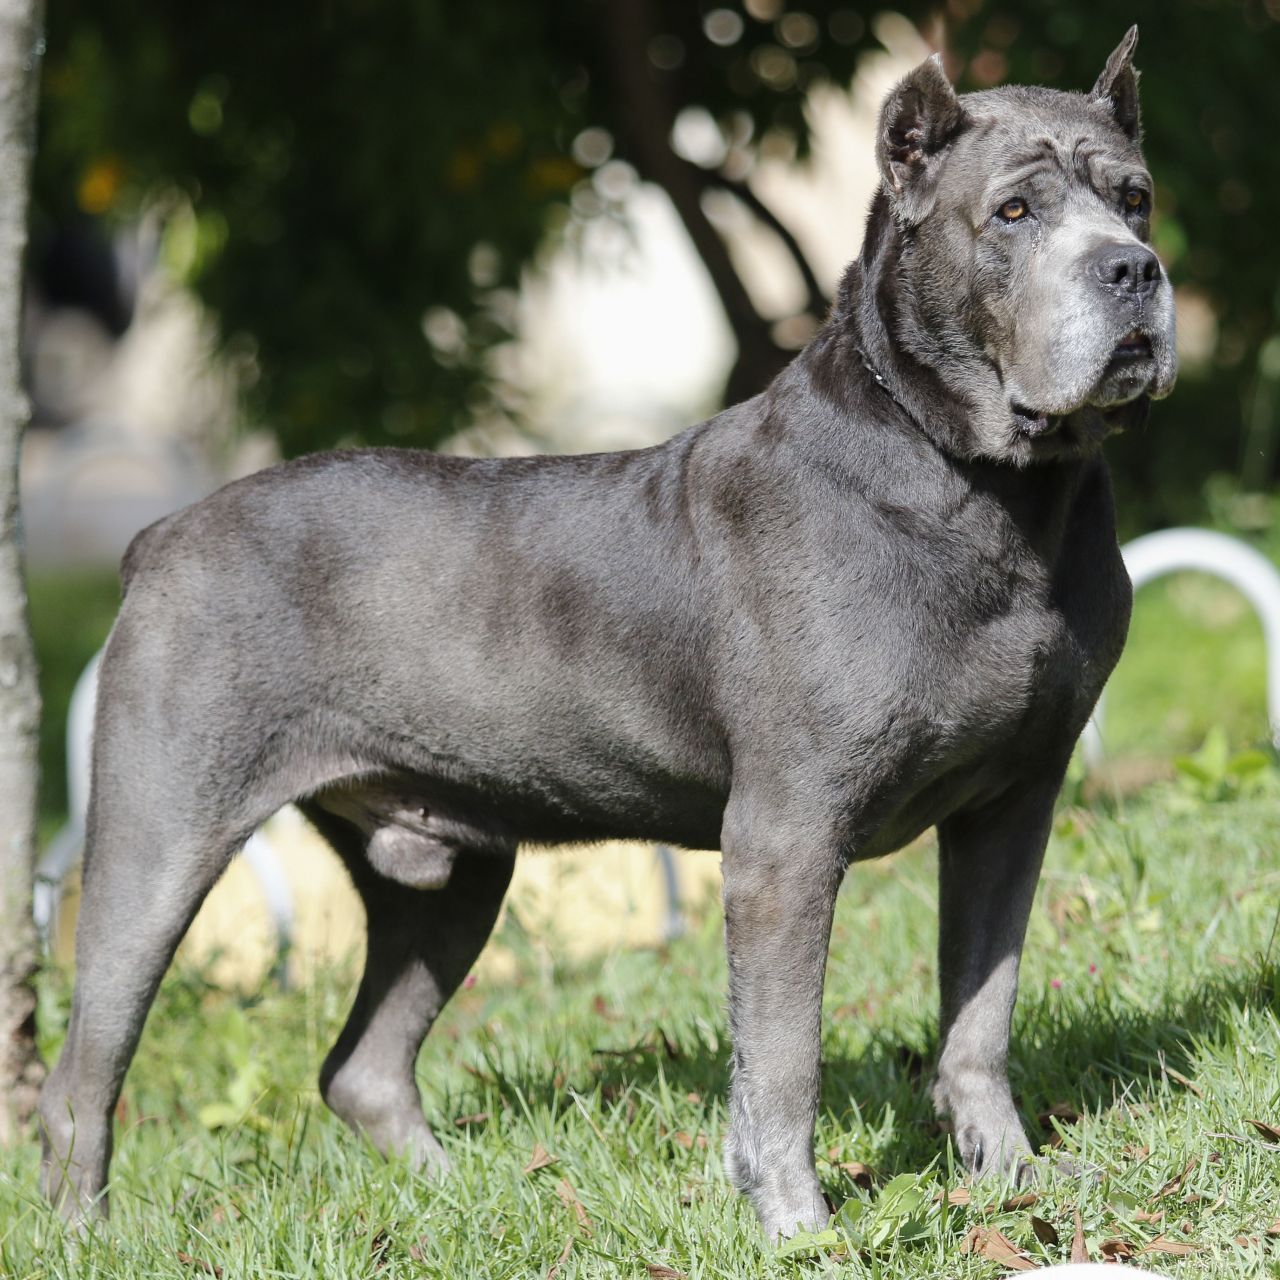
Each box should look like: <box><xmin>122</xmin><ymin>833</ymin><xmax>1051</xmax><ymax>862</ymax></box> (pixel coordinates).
<box><xmin>6</xmin><ymin>786</ymin><xmax>1280</xmax><ymax>1276</ymax></box>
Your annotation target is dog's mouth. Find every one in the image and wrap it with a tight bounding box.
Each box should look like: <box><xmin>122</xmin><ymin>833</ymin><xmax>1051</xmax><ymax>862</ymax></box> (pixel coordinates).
<box><xmin>1012</xmin><ymin>404</ymin><xmax>1059</xmax><ymax>439</ymax></box>
<box><xmin>1110</xmin><ymin>330</ymin><xmax>1153</xmax><ymax>362</ymax></box>
<box><xmin>1085</xmin><ymin>327</ymin><xmax>1166</xmax><ymax>409</ymax></box>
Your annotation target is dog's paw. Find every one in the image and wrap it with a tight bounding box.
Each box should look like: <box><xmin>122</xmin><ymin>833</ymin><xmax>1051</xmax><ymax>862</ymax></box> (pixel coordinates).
<box><xmin>756</xmin><ymin>1188</ymin><xmax>831</xmax><ymax>1243</ymax></box>
<box><xmin>956</xmin><ymin>1118</ymin><xmax>1034</xmax><ymax>1182</ymax></box>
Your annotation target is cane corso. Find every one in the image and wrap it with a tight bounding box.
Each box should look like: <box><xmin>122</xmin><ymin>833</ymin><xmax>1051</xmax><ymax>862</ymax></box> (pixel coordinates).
<box><xmin>41</xmin><ymin>28</ymin><xmax>1175</xmax><ymax>1238</ymax></box>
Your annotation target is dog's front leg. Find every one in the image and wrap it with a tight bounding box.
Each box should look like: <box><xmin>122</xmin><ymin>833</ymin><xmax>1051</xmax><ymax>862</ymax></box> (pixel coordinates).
<box><xmin>720</xmin><ymin>800</ymin><xmax>842</xmax><ymax>1239</ymax></box>
<box><xmin>933</xmin><ymin>780</ymin><xmax>1060</xmax><ymax>1180</ymax></box>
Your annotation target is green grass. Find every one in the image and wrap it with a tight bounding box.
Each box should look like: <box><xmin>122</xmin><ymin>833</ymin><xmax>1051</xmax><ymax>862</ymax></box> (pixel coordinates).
<box><xmin>6</xmin><ymin>783</ymin><xmax>1280</xmax><ymax>1277</ymax></box>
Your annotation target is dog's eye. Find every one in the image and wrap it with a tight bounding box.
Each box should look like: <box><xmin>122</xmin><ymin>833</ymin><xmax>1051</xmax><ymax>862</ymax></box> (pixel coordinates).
<box><xmin>997</xmin><ymin>198</ymin><xmax>1029</xmax><ymax>222</ymax></box>
<box><xmin>1123</xmin><ymin>188</ymin><xmax>1147</xmax><ymax>213</ymax></box>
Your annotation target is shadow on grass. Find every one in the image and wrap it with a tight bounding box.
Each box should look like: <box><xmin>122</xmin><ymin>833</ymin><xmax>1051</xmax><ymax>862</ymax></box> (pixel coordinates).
<box><xmin>457</xmin><ymin>955</ymin><xmax>1280</xmax><ymax>1189</ymax></box>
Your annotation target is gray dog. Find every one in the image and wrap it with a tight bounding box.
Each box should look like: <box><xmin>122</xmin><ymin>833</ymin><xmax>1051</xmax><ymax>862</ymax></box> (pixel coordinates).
<box><xmin>40</xmin><ymin>29</ymin><xmax>1174</xmax><ymax>1239</ymax></box>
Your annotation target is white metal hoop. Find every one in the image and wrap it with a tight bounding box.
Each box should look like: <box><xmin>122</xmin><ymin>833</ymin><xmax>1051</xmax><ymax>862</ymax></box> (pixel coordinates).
<box><xmin>1082</xmin><ymin>528</ymin><xmax>1280</xmax><ymax>770</ymax></box>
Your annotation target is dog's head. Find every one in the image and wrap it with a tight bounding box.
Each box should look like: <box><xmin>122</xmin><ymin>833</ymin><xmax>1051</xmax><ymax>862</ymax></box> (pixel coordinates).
<box><xmin>875</xmin><ymin>27</ymin><xmax>1176</xmax><ymax>461</ymax></box>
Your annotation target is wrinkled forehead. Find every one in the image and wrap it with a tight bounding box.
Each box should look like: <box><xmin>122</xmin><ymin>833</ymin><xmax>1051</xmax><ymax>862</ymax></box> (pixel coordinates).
<box><xmin>940</xmin><ymin>86</ymin><xmax>1149</xmax><ymax>215</ymax></box>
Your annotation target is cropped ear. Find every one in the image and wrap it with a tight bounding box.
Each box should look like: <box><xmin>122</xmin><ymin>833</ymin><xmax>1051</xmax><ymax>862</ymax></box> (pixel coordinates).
<box><xmin>1091</xmin><ymin>25</ymin><xmax>1141</xmax><ymax>140</ymax></box>
<box><xmin>876</xmin><ymin>54</ymin><xmax>966</xmax><ymax>224</ymax></box>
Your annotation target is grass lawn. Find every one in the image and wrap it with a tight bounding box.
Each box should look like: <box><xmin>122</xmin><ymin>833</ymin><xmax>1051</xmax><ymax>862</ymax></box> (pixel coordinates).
<box><xmin>4</xmin><ymin>780</ymin><xmax>1280</xmax><ymax>1277</ymax></box>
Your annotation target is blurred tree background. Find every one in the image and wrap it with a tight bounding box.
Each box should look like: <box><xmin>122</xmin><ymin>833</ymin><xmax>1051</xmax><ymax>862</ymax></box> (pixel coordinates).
<box><xmin>30</xmin><ymin>0</ymin><xmax>1280</xmax><ymax>530</ymax></box>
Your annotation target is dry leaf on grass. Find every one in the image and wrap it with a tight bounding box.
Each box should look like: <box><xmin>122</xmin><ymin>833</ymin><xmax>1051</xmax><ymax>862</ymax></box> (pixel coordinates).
<box><xmin>1123</xmin><ymin>1143</ymin><xmax>1151</xmax><ymax>1161</ymax></box>
<box><xmin>1071</xmin><ymin>1208</ymin><xmax>1090</xmax><ymax>1264</ymax></box>
<box><xmin>454</xmin><ymin>1111</ymin><xmax>490</xmax><ymax>1127</ymax></box>
<box><xmin>1155</xmin><ymin>1156</ymin><xmax>1197</xmax><ymax>1198</ymax></box>
<box><xmin>1160</xmin><ymin>1061</ymin><xmax>1204</xmax><ymax>1098</ymax></box>
<box><xmin>593</xmin><ymin>1041</ymin><xmax>655</xmax><ymax>1059</ymax></box>
<box><xmin>1003</xmin><ymin>1191</ymin><xmax>1040</xmax><ymax>1211</ymax></box>
<box><xmin>1247</xmin><ymin>1118</ymin><xmax>1280</xmax><ymax>1142</ymax></box>
<box><xmin>1267</xmin><ymin>1220</ymin><xmax>1280</xmax><ymax>1238</ymax></box>
<box><xmin>1100</xmin><ymin>1237</ymin><xmax>1136</xmax><ymax>1260</ymax></box>
<box><xmin>523</xmin><ymin>1143</ymin><xmax>557</xmax><ymax>1174</ymax></box>
<box><xmin>1037</xmin><ymin>1102</ymin><xmax>1082</xmax><ymax>1128</ymax></box>
<box><xmin>1131</xmin><ymin>1209</ymin><xmax>1164</xmax><ymax>1224</ymax></box>
<box><xmin>546</xmin><ymin>1237</ymin><xmax>574</xmax><ymax>1279</ymax></box>
<box><xmin>838</xmin><ymin>1161</ymin><xmax>875</xmax><ymax>1190</ymax></box>
<box><xmin>645</xmin><ymin>1266</ymin><xmax>688</xmax><ymax>1279</ymax></box>
<box><xmin>1030</xmin><ymin>1215</ymin><xmax>1059</xmax><ymax>1247</ymax></box>
<box><xmin>176</xmin><ymin>1253</ymin><xmax>222</xmax><ymax>1278</ymax></box>
<box><xmin>1141</xmin><ymin>1234</ymin><xmax>1199</xmax><ymax>1255</ymax></box>
<box><xmin>556</xmin><ymin>1178</ymin><xmax>594</xmax><ymax>1234</ymax></box>
<box><xmin>672</xmin><ymin>1131</ymin><xmax>708</xmax><ymax>1150</ymax></box>
<box><xmin>960</xmin><ymin>1226</ymin><xmax>1037</xmax><ymax>1271</ymax></box>
<box><xmin>934</xmin><ymin>1186</ymin><xmax>970</xmax><ymax>1206</ymax></box>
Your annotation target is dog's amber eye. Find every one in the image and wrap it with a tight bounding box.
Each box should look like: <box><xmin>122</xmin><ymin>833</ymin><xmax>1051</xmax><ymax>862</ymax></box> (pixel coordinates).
<box><xmin>998</xmin><ymin>198</ymin><xmax>1028</xmax><ymax>221</ymax></box>
<box><xmin>1123</xmin><ymin>188</ymin><xmax>1146</xmax><ymax>211</ymax></box>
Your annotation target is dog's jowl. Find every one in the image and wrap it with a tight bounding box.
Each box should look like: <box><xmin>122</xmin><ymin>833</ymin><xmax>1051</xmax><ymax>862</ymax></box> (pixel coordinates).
<box><xmin>40</xmin><ymin>29</ymin><xmax>1174</xmax><ymax>1239</ymax></box>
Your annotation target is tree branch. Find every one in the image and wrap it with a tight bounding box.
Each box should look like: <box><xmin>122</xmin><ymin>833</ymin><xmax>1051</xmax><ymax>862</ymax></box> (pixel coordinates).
<box><xmin>715</xmin><ymin>175</ymin><xmax>830</xmax><ymax>322</ymax></box>
<box><xmin>599</xmin><ymin>0</ymin><xmax>789</xmax><ymax>400</ymax></box>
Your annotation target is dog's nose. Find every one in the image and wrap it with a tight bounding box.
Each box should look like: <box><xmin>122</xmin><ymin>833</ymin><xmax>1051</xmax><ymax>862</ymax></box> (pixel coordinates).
<box><xmin>1089</xmin><ymin>241</ymin><xmax>1162</xmax><ymax>300</ymax></box>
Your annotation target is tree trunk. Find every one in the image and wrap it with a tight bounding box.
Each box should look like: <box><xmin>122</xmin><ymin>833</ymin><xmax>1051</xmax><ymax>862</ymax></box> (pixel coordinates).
<box><xmin>601</xmin><ymin>0</ymin><xmax>796</xmax><ymax>405</ymax></box>
<box><xmin>0</xmin><ymin>0</ymin><xmax>44</xmax><ymax>1148</ymax></box>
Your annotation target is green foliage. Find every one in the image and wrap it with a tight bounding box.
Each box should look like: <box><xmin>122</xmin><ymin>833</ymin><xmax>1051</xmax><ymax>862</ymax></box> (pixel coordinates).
<box><xmin>37</xmin><ymin>2</ymin><xmax>585</xmax><ymax>455</ymax></box>
<box><xmin>1172</xmin><ymin>724</ymin><xmax>1274</xmax><ymax>804</ymax></box>
<box><xmin>196</xmin><ymin>1003</ymin><xmax>280</xmax><ymax>1136</ymax></box>
<box><xmin>34</xmin><ymin>1</ymin><xmax>878</xmax><ymax>456</ymax></box>
<box><xmin>830</xmin><ymin>1168</ymin><xmax>937</xmax><ymax>1253</ymax></box>
<box><xmin>34</xmin><ymin>2</ymin><xmax>1280</xmax><ymax>527</ymax></box>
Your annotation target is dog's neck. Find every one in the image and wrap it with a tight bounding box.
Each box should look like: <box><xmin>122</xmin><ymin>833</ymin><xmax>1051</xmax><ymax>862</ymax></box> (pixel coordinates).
<box><xmin>798</xmin><ymin>191</ymin><xmax>1108</xmax><ymax>562</ymax></box>
<box><xmin>831</xmin><ymin>190</ymin><xmax>984</xmax><ymax>459</ymax></box>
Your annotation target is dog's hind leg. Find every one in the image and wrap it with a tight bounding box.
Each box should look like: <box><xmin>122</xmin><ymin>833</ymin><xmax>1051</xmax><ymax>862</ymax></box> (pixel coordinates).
<box><xmin>301</xmin><ymin>801</ymin><xmax>515</xmax><ymax>1171</ymax></box>
<box><xmin>38</xmin><ymin>764</ymin><xmax>243</xmax><ymax>1222</ymax></box>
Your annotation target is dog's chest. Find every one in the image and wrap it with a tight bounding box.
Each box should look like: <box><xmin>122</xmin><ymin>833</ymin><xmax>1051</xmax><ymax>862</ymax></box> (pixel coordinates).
<box><xmin>938</xmin><ymin>586</ymin><xmax>1085</xmax><ymax>743</ymax></box>
<box><xmin>905</xmin><ymin>478</ymin><xmax>1122</xmax><ymax>745</ymax></box>
<box><xmin>849</xmin><ymin>526</ymin><xmax>1124</xmax><ymax>852</ymax></box>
